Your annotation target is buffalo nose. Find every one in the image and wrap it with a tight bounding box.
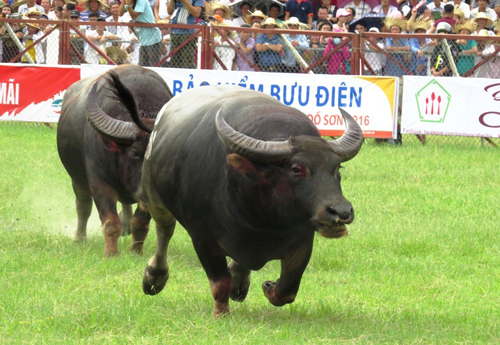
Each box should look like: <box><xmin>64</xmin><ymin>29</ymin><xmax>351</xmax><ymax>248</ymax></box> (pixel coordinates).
<box><xmin>326</xmin><ymin>203</ymin><xmax>353</xmax><ymax>222</ymax></box>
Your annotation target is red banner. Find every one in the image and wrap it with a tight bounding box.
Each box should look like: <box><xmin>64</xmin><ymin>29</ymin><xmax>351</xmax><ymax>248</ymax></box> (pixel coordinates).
<box><xmin>0</xmin><ymin>64</ymin><xmax>80</xmax><ymax>122</ymax></box>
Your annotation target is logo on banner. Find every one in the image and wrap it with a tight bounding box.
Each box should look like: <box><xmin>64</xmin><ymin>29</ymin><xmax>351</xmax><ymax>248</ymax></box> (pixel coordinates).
<box><xmin>415</xmin><ymin>79</ymin><xmax>451</xmax><ymax>123</ymax></box>
<box><xmin>51</xmin><ymin>99</ymin><xmax>63</xmax><ymax>114</ymax></box>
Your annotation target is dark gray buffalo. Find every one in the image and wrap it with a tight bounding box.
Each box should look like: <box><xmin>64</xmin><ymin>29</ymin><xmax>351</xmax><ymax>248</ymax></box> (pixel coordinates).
<box><xmin>57</xmin><ymin>65</ymin><xmax>172</xmax><ymax>256</ymax></box>
<box><xmin>141</xmin><ymin>85</ymin><xmax>363</xmax><ymax>316</ymax></box>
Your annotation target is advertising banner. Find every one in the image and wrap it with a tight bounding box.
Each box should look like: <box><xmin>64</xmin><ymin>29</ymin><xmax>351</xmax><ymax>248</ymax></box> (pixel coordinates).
<box><xmin>82</xmin><ymin>65</ymin><xmax>399</xmax><ymax>138</ymax></box>
<box><xmin>401</xmin><ymin>76</ymin><xmax>500</xmax><ymax>138</ymax></box>
<box><xmin>0</xmin><ymin>64</ymin><xmax>80</xmax><ymax>123</ymax></box>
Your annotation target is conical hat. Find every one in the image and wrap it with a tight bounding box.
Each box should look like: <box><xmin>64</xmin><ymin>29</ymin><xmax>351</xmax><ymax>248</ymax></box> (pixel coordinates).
<box><xmin>410</xmin><ymin>15</ymin><xmax>431</xmax><ymax>32</ymax></box>
<box><xmin>454</xmin><ymin>20</ymin><xmax>476</xmax><ymax>34</ymax></box>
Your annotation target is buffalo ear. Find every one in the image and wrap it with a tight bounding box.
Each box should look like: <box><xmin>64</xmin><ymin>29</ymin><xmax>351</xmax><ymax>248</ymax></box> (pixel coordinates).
<box><xmin>100</xmin><ymin>136</ymin><xmax>124</xmax><ymax>154</ymax></box>
<box><xmin>227</xmin><ymin>153</ymin><xmax>267</xmax><ymax>183</ymax></box>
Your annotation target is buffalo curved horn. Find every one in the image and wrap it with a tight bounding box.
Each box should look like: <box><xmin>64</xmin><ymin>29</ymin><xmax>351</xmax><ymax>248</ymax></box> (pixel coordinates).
<box><xmin>85</xmin><ymin>80</ymin><xmax>138</xmax><ymax>145</ymax></box>
<box><xmin>328</xmin><ymin>108</ymin><xmax>364</xmax><ymax>162</ymax></box>
<box><xmin>215</xmin><ymin>110</ymin><xmax>293</xmax><ymax>163</ymax></box>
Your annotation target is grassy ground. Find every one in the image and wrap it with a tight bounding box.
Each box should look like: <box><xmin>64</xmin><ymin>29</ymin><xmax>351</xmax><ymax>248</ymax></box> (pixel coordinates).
<box><xmin>0</xmin><ymin>123</ymin><xmax>499</xmax><ymax>344</ymax></box>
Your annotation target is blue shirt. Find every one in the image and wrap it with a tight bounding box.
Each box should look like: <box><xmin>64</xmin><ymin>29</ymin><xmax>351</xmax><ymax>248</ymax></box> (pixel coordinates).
<box><xmin>256</xmin><ymin>34</ymin><xmax>283</xmax><ymax>67</ymax></box>
<box><xmin>170</xmin><ymin>0</ymin><xmax>205</xmax><ymax>35</ymax></box>
<box><xmin>131</xmin><ymin>0</ymin><xmax>162</xmax><ymax>46</ymax></box>
<box><xmin>410</xmin><ymin>38</ymin><xmax>430</xmax><ymax>76</ymax></box>
<box><xmin>281</xmin><ymin>33</ymin><xmax>309</xmax><ymax>67</ymax></box>
<box><xmin>385</xmin><ymin>37</ymin><xmax>410</xmax><ymax>77</ymax></box>
<box><xmin>285</xmin><ymin>0</ymin><xmax>313</xmax><ymax>25</ymax></box>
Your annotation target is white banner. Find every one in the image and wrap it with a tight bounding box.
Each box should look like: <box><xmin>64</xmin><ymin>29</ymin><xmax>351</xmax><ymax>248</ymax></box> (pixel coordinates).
<box><xmin>82</xmin><ymin>65</ymin><xmax>399</xmax><ymax>138</ymax></box>
<box><xmin>402</xmin><ymin>76</ymin><xmax>500</xmax><ymax>137</ymax></box>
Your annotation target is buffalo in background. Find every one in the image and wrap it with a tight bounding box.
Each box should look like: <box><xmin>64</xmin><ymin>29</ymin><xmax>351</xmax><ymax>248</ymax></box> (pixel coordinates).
<box><xmin>140</xmin><ymin>85</ymin><xmax>363</xmax><ymax>316</ymax></box>
<box><xmin>57</xmin><ymin>65</ymin><xmax>173</xmax><ymax>256</ymax></box>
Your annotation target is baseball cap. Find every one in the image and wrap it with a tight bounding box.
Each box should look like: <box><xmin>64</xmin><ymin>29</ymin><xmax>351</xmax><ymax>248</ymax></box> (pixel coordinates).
<box><xmin>436</xmin><ymin>22</ymin><xmax>452</xmax><ymax>33</ymax></box>
<box><xmin>70</xmin><ymin>9</ymin><xmax>80</xmax><ymax>18</ymax></box>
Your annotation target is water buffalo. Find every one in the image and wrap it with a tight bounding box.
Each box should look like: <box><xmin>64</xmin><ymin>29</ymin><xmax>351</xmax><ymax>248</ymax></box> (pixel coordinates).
<box><xmin>141</xmin><ymin>85</ymin><xmax>363</xmax><ymax>316</ymax></box>
<box><xmin>57</xmin><ymin>65</ymin><xmax>173</xmax><ymax>256</ymax></box>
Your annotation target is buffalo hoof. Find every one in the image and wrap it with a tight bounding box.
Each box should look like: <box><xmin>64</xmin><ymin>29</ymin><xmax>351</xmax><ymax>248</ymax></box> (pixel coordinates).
<box><xmin>129</xmin><ymin>242</ymin><xmax>144</xmax><ymax>255</ymax></box>
<box><xmin>142</xmin><ymin>266</ymin><xmax>169</xmax><ymax>295</ymax></box>
<box><xmin>262</xmin><ymin>281</ymin><xmax>289</xmax><ymax>307</ymax></box>
<box><xmin>73</xmin><ymin>235</ymin><xmax>87</xmax><ymax>243</ymax></box>
<box><xmin>230</xmin><ymin>286</ymin><xmax>249</xmax><ymax>302</ymax></box>
<box><xmin>213</xmin><ymin>305</ymin><xmax>230</xmax><ymax>318</ymax></box>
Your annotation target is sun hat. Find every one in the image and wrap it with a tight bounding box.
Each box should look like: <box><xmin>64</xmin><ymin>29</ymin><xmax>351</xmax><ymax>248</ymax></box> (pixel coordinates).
<box><xmin>284</xmin><ymin>16</ymin><xmax>309</xmax><ymax>30</ymax></box>
<box><xmin>368</xmin><ymin>27</ymin><xmax>379</xmax><ymax>32</ymax></box>
<box><xmin>246</xmin><ymin>9</ymin><xmax>267</xmax><ymax>24</ymax></box>
<box><xmin>473</xmin><ymin>12</ymin><xmax>493</xmax><ymax>27</ymax></box>
<box><xmin>81</xmin><ymin>0</ymin><xmax>109</xmax><ymax>10</ymax></box>
<box><xmin>260</xmin><ymin>17</ymin><xmax>281</xmax><ymax>28</ymax></box>
<box><xmin>453</xmin><ymin>20</ymin><xmax>476</xmax><ymax>34</ymax></box>
<box><xmin>384</xmin><ymin>16</ymin><xmax>408</xmax><ymax>31</ymax></box>
<box><xmin>436</xmin><ymin>21</ymin><xmax>453</xmax><ymax>33</ymax></box>
<box><xmin>410</xmin><ymin>15</ymin><xmax>432</xmax><ymax>32</ymax></box>
<box><xmin>206</xmin><ymin>1</ymin><xmax>233</xmax><ymax>20</ymax></box>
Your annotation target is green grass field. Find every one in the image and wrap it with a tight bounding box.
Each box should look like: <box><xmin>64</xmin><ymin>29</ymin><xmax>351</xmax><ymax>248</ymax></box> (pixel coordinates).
<box><xmin>1</xmin><ymin>123</ymin><xmax>499</xmax><ymax>344</ymax></box>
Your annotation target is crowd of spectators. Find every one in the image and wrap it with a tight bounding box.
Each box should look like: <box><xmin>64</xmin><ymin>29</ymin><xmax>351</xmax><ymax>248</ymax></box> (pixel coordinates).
<box><xmin>1</xmin><ymin>0</ymin><xmax>500</xmax><ymax>77</ymax></box>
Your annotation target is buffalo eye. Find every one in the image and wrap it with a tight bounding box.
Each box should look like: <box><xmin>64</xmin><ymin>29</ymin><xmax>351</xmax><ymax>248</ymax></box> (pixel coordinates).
<box><xmin>129</xmin><ymin>149</ymin><xmax>140</xmax><ymax>159</ymax></box>
<box><xmin>291</xmin><ymin>164</ymin><xmax>306</xmax><ymax>178</ymax></box>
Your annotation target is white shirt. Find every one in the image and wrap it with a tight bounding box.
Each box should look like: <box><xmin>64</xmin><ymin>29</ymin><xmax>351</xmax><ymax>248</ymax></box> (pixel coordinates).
<box><xmin>426</xmin><ymin>2</ymin><xmax>445</xmax><ymax>14</ymax></box>
<box><xmin>85</xmin><ymin>30</ymin><xmax>115</xmax><ymax>64</ymax></box>
<box><xmin>342</xmin><ymin>0</ymin><xmax>372</xmax><ymax>19</ymax></box>
<box><xmin>106</xmin><ymin>13</ymin><xmax>131</xmax><ymax>39</ymax></box>
<box><xmin>470</xmin><ymin>7</ymin><xmax>498</xmax><ymax>21</ymax></box>
<box><xmin>17</xmin><ymin>4</ymin><xmax>46</xmax><ymax>14</ymax></box>
<box><xmin>372</xmin><ymin>5</ymin><xmax>399</xmax><ymax>16</ymax></box>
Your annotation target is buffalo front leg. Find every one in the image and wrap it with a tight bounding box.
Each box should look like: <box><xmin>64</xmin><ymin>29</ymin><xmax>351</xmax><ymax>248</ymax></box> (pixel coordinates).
<box><xmin>229</xmin><ymin>259</ymin><xmax>251</xmax><ymax>302</ymax></box>
<box><xmin>72</xmin><ymin>181</ymin><xmax>92</xmax><ymax>242</ymax></box>
<box><xmin>262</xmin><ymin>237</ymin><xmax>314</xmax><ymax>307</ymax></box>
<box><xmin>129</xmin><ymin>206</ymin><xmax>152</xmax><ymax>254</ymax></box>
<box><xmin>119</xmin><ymin>204</ymin><xmax>133</xmax><ymax>236</ymax></box>
<box><xmin>192</xmin><ymin>237</ymin><xmax>232</xmax><ymax>317</ymax></box>
<box><xmin>142</xmin><ymin>210</ymin><xmax>176</xmax><ymax>296</ymax></box>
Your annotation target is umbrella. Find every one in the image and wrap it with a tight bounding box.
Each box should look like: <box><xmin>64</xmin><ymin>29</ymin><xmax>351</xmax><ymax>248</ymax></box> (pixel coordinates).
<box><xmin>337</xmin><ymin>0</ymin><xmax>398</xmax><ymax>10</ymax></box>
<box><xmin>348</xmin><ymin>13</ymin><xmax>386</xmax><ymax>32</ymax></box>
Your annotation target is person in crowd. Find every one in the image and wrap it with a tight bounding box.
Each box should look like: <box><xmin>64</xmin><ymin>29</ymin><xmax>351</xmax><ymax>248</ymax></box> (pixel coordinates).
<box><xmin>284</xmin><ymin>0</ymin><xmax>313</xmax><ymax>29</ymax></box>
<box><xmin>153</xmin><ymin>0</ymin><xmax>168</xmax><ymax>22</ymax></box>
<box><xmin>384</xmin><ymin>15</ymin><xmax>410</xmax><ymax>76</ymax></box>
<box><xmin>320</xmin><ymin>0</ymin><xmax>338</xmax><ymax>23</ymax></box>
<box><xmin>363</xmin><ymin>27</ymin><xmax>387</xmax><ymax>75</ymax></box>
<box><xmin>453</xmin><ymin>0</ymin><xmax>471</xmax><ymax>19</ymax></box>
<box><xmin>454</xmin><ymin>20</ymin><xmax>478</xmax><ymax>75</ymax></box>
<box><xmin>234</xmin><ymin>23</ymin><xmax>255</xmax><ymax>71</ymax></box>
<box><xmin>427</xmin><ymin>0</ymin><xmax>445</xmax><ymax>16</ymax></box>
<box><xmin>474</xmin><ymin>29</ymin><xmax>496</xmax><ymax>77</ymax></box>
<box><xmin>121</xmin><ymin>23</ymin><xmax>140</xmax><ymax>64</ymax></box>
<box><xmin>62</xmin><ymin>2</ymin><xmax>76</xmax><ymax>20</ymax></box>
<box><xmin>106</xmin><ymin>1</ymin><xmax>130</xmax><ymax>39</ymax></box>
<box><xmin>232</xmin><ymin>1</ymin><xmax>251</xmax><ymax>27</ymax></box>
<box><xmin>68</xmin><ymin>10</ymin><xmax>86</xmax><ymax>64</ymax></box>
<box><xmin>47</xmin><ymin>4</ymin><xmax>62</xmax><ymax>19</ymax></box>
<box><xmin>246</xmin><ymin>9</ymin><xmax>267</xmax><ymax>24</ymax></box>
<box><xmin>120</xmin><ymin>0</ymin><xmax>162</xmax><ymax>66</ymax></box>
<box><xmin>472</xmin><ymin>11</ymin><xmax>494</xmax><ymax>33</ymax></box>
<box><xmin>332</xmin><ymin>8</ymin><xmax>350</xmax><ymax>31</ymax></box>
<box><xmin>85</xmin><ymin>17</ymin><xmax>120</xmax><ymax>63</ymax></box>
<box><xmin>251</xmin><ymin>21</ymin><xmax>262</xmax><ymax>40</ymax></box>
<box><xmin>209</xmin><ymin>14</ymin><xmax>236</xmax><ymax>70</ymax></box>
<box><xmin>345</xmin><ymin>7</ymin><xmax>356</xmax><ymax>25</ymax></box>
<box><xmin>400</xmin><ymin>0</ymin><xmax>427</xmax><ymax>20</ymax></box>
<box><xmin>268</xmin><ymin>3</ymin><xmax>284</xmax><ymax>25</ymax></box>
<box><xmin>206</xmin><ymin>1</ymin><xmax>233</xmax><ymax>24</ymax></box>
<box><xmin>1</xmin><ymin>4</ymin><xmax>13</xmax><ymax>17</ymax></box>
<box><xmin>323</xmin><ymin>20</ymin><xmax>350</xmax><ymax>74</ymax></box>
<box><xmin>21</xmin><ymin>17</ymin><xmax>38</xmax><ymax>63</ymax></box>
<box><xmin>373</xmin><ymin>0</ymin><xmax>400</xmax><ymax>16</ymax></box>
<box><xmin>430</xmin><ymin>21</ymin><xmax>460</xmax><ymax>76</ymax></box>
<box><xmin>409</xmin><ymin>16</ymin><xmax>432</xmax><ymax>75</ymax></box>
<box><xmin>282</xmin><ymin>16</ymin><xmax>309</xmax><ymax>72</ymax></box>
<box><xmin>80</xmin><ymin>0</ymin><xmax>108</xmax><ymax>21</ymax></box>
<box><xmin>17</xmin><ymin>0</ymin><xmax>45</xmax><ymax>14</ymax></box>
<box><xmin>157</xmin><ymin>19</ymin><xmax>170</xmax><ymax>67</ymax></box>
<box><xmin>342</xmin><ymin>0</ymin><xmax>372</xmax><ymax>19</ymax></box>
<box><xmin>471</xmin><ymin>0</ymin><xmax>500</xmax><ymax>10</ymax></box>
<box><xmin>453</xmin><ymin>6</ymin><xmax>466</xmax><ymax>23</ymax></box>
<box><xmin>312</xmin><ymin>6</ymin><xmax>329</xmax><ymax>30</ymax></box>
<box><xmin>40</xmin><ymin>0</ymin><xmax>50</xmax><ymax>14</ymax></box>
<box><xmin>0</xmin><ymin>12</ymin><xmax>23</xmax><ymax>63</ymax></box>
<box><xmin>319</xmin><ymin>19</ymin><xmax>332</xmax><ymax>46</ymax></box>
<box><xmin>255</xmin><ymin>17</ymin><xmax>284</xmax><ymax>72</ymax></box>
<box><xmin>429</xmin><ymin>3</ymin><xmax>457</xmax><ymax>33</ymax></box>
<box><xmin>471</xmin><ymin>0</ymin><xmax>498</xmax><ymax>21</ymax></box>
<box><xmin>165</xmin><ymin>0</ymin><xmax>203</xmax><ymax>69</ymax></box>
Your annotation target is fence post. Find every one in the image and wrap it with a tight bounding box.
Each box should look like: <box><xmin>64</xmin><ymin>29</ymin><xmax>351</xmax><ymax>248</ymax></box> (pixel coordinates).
<box><xmin>351</xmin><ymin>33</ymin><xmax>361</xmax><ymax>75</ymax></box>
<box><xmin>59</xmin><ymin>21</ymin><xmax>70</xmax><ymax>65</ymax></box>
<box><xmin>199</xmin><ymin>25</ymin><xmax>211</xmax><ymax>70</ymax></box>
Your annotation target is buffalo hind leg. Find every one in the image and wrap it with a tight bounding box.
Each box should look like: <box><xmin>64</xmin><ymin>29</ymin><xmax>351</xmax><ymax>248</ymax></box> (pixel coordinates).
<box><xmin>119</xmin><ymin>204</ymin><xmax>133</xmax><ymax>236</ymax></box>
<box><xmin>262</xmin><ymin>237</ymin><xmax>313</xmax><ymax>307</ymax></box>
<box><xmin>142</xmin><ymin>210</ymin><xmax>176</xmax><ymax>296</ymax></box>
<box><xmin>129</xmin><ymin>206</ymin><xmax>151</xmax><ymax>254</ymax></box>
<box><xmin>229</xmin><ymin>260</ymin><xmax>251</xmax><ymax>302</ymax></box>
<box><xmin>72</xmin><ymin>181</ymin><xmax>92</xmax><ymax>242</ymax></box>
<box><xmin>92</xmin><ymin>185</ymin><xmax>121</xmax><ymax>257</ymax></box>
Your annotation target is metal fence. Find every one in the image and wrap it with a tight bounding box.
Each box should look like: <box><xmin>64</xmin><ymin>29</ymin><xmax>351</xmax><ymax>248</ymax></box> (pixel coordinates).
<box><xmin>0</xmin><ymin>17</ymin><xmax>498</xmax><ymax>147</ymax></box>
